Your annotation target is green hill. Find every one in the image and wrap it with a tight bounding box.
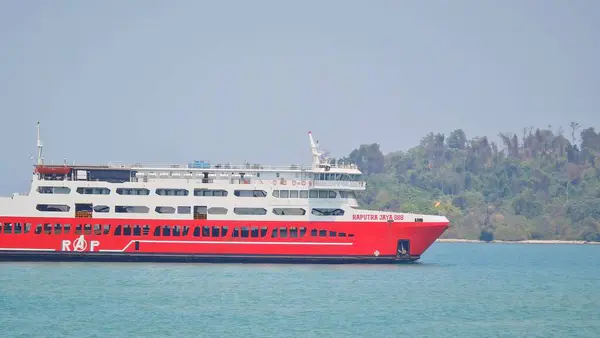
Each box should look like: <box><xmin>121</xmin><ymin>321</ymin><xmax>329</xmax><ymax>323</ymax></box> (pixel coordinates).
<box><xmin>341</xmin><ymin>123</ymin><xmax>600</xmax><ymax>242</ymax></box>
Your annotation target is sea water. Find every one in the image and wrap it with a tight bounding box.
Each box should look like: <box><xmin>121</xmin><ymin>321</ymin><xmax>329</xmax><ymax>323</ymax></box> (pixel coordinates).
<box><xmin>1</xmin><ymin>243</ymin><xmax>599</xmax><ymax>337</ymax></box>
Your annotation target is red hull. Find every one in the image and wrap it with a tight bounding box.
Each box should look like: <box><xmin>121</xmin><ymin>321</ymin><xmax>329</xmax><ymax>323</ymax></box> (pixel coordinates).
<box><xmin>0</xmin><ymin>216</ymin><xmax>448</xmax><ymax>263</ymax></box>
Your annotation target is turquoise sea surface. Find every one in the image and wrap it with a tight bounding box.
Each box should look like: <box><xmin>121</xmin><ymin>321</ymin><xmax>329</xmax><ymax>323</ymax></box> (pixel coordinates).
<box><xmin>1</xmin><ymin>242</ymin><xmax>599</xmax><ymax>338</ymax></box>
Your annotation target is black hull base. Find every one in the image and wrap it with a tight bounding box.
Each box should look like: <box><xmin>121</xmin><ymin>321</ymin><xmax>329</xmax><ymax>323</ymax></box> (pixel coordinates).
<box><xmin>0</xmin><ymin>251</ymin><xmax>420</xmax><ymax>264</ymax></box>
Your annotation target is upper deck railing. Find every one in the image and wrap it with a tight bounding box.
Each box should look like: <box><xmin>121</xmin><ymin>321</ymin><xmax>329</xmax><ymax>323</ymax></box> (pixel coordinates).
<box><xmin>106</xmin><ymin>161</ymin><xmax>360</xmax><ymax>172</ymax></box>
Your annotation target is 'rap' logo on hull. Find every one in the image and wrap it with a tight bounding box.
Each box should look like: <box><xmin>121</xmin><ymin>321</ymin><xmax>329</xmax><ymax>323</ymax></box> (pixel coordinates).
<box><xmin>62</xmin><ymin>235</ymin><xmax>99</xmax><ymax>252</ymax></box>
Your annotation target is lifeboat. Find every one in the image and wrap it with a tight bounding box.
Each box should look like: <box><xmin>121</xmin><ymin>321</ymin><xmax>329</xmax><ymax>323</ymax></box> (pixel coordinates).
<box><xmin>34</xmin><ymin>165</ymin><xmax>71</xmax><ymax>175</ymax></box>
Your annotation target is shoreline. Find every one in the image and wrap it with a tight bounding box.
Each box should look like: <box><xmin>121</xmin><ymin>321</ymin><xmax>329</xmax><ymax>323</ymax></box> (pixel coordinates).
<box><xmin>436</xmin><ymin>238</ymin><xmax>600</xmax><ymax>245</ymax></box>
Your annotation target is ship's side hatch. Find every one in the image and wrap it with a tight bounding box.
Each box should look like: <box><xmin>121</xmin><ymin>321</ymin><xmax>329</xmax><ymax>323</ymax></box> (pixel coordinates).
<box><xmin>194</xmin><ymin>206</ymin><xmax>207</xmax><ymax>220</ymax></box>
<box><xmin>397</xmin><ymin>239</ymin><xmax>410</xmax><ymax>257</ymax></box>
<box><xmin>75</xmin><ymin>203</ymin><xmax>93</xmax><ymax>218</ymax></box>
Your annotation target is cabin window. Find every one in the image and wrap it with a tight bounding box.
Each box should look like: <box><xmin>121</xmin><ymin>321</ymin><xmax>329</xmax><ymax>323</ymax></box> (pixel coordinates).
<box><xmin>36</xmin><ymin>204</ymin><xmax>70</xmax><ymax>212</ymax></box>
<box><xmin>273</xmin><ymin>208</ymin><xmax>306</xmax><ymax>216</ymax></box>
<box><xmin>289</xmin><ymin>227</ymin><xmax>298</xmax><ymax>238</ymax></box>
<box><xmin>311</xmin><ymin>229</ymin><xmax>317</xmax><ymax>236</ymax></box>
<box><xmin>76</xmin><ymin>187</ymin><xmax>110</xmax><ymax>195</ymax></box>
<box><xmin>240</xmin><ymin>226</ymin><xmax>249</xmax><ymax>238</ymax></box>
<box><xmin>155</xmin><ymin>206</ymin><xmax>175</xmax><ymax>214</ymax></box>
<box><xmin>193</xmin><ymin>226</ymin><xmax>200</xmax><ymax>237</ymax></box>
<box><xmin>289</xmin><ymin>190</ymin><xmax>299</xmax><ymax>198</ymax></box>
<box><xmin>260</xmin><ymin>227</ymin><xmax>268</xmax><ymax>237</ymax></box>
<box><xmin>311</xmin><ymin>208</ymin><xmax>345</xmax><ymax>216</ymax></box>
<box><xmin>299</xmin><ymin>190</ymin><xmax>308</xmax><ymax>198</ymax></box>
<box><xmin>177</xmin><ymin>206</ymin><xmax>191</xmax><ymax>214</ymax></box>
<box><xmin>212</xmin><ymin>226</ymin><xmax>220</xmax><ymax>237</ymax></box>
<box><xmin>37</xmin><ymin>186</ymin><xmax>71</xmax><ymax>194</ymax></box>
<box><xmin>234</xmin><ymin>190</ymin><xmax>267</xmax><ymax>197</ymax></box>
<box><xmin>279</xmin><ymin>227</ymin><xmax>288</xmax><ymax>238</ymax></box>
<box><xmin>93</xmin><ymin>205</ymin><xmax>110</xmax><ymax>213</ymax></box>
<box><xmin>309</xmin><ymin>190</ymin><xmax>318</xmax><ymax>198</ymax></box>
<box><xmin>272</xmin><ymin>190</ymin><xmax>280</xmax><ymax>198</ymax></box>
<box><xmin>318</xmin><ymin>190</ymin><xmax>328</xmax><ymax>198</ymax></box>
<box><xmin>194</xmin><ymin>189</ymin><xmax>228</xmax><ymax>197</ymax></box>
<box><xmin>115</xmin><ymin>206</ymin><xmax>150</xmax><ymax>213</ymax></box>
<box><xmin>207</xmin><ymin>207</ymin><xmax>228</xmax><ymax>215</ymax></box>
<box><xmin>319</xmin><ymin>230</ymin><xmax>327</xmax><ymax>237</ymax></box>
<box><xmin>280</xmin><ymin>190</ymin><xmax>289</xmax><ymax>198</ymax></box>
<box><xmin>116</xmin><ymin>188</ymin><xmax>150</xmax><ymax>195</ymax></box>
<box><xmin>339</xmin><ymin>191</ymin><xmax>357</xmax><ymax>199</ymax></box>
<box><xmin>103</xmin><ymin>225</ymin><xmax>111</xmax><ymax>235</ymax></box>
<box><xmin>250</xmin><ymin>227</ymin><xmax>259</xmax><ymax>238</ymax></box>
<box><xmin>233</xmin><ymin>208</ymin><xmax>267</xmax><ymax>215</ymax></box>
<box><xmin>156</xmin><ymin>189</ymin><xmax>189</xmax><ymax>196</ymax></box>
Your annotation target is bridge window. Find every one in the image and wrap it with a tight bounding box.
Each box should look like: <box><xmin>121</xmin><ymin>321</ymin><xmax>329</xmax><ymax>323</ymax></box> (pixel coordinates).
<box><xmin>37</xmin><ymin>186</ymin><xmax>71</xmax><ymax>194</ymax></box>
<box><xmin>93</xmin><ymin>205</ymin><xmax>110</xmax><ymax>213</ymax></box>
<box><xmin>208</xmin><ymin>207</ymin><xmax>228</xmax><ymax>215</ymax></box>
<box><xmin>194</xmin><ymin>189</ymin><xmax>228</xmax><ymax>197</ymax></box>
<box><xmin>76</xmin><ymin>187</ymin><xmax>110</xmax><ymax>195</ymax></box>
<box><xmin>177</xmin><ymin>206</ymin><xmax>191</xmax><ymax>214</ymax></box>
<box><xmin>273</xmin><ymin>208</ymin><xmax>306</xmax><ymax>216</ymax></box>
<box><xmin>116</xmin><ymin>188</ymin><xmax>150</xmax><ymax>195</ymax></box>
<box><xmin>156</xmin><ymin>189</ymin><xmax>189</xmax><ymax>196</ymax></box>
<box><xmin>115</xmin><ymin>206</ymin><xmax>150</xmax><ymax>213</ymax></box>
<box><xmin>156</xmin><ymin>206</ymin><xmax>175</xmax><ymax>214</ymax></box>
<box><xmin>36</xmin><ymin>204</ymin><xmax>70</xmax><ymax>212</ymax></box>
<box><xmin>234</xmin><ymin>190</ymin><xmax>267</xmax><ymax>197</ymax></box>
<box><xmin>233</xmin><ymin>207</ymin><xmax>267</xmax><ymax>215</ymax></box>
<box><xmin>311</xmin><ymin>208</ymin><xmax>345</xmax><ymax>216</ymax></box>
<box><xmin>339</xmin><ymin>191</ymin><xmax>357</xmax><ymax>199</ymax></box>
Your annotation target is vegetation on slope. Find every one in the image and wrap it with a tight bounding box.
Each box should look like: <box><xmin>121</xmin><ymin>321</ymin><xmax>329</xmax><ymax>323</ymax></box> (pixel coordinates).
<box><xmin>340</xmin><ymin>123</ymin><xmax>600</xmax><ymax>242</ymax></box>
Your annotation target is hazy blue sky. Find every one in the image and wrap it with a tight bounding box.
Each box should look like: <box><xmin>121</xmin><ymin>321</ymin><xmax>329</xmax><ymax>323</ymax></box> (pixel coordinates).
<box><xmin>0</xmin><ymin>1</ymin><xmax>598</xmax><ymax>194</ymax></box>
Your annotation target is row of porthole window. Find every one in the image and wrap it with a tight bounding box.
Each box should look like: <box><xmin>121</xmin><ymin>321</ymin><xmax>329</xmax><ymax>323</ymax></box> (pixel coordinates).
<box><xmin>35</xmin><ymin>204</ymin><xmax>346</xmax><ymax>216</ymax></box>
<box><xmin>0</xmin><ymin>223</ymin><xmax>354</xmax><ymax>238</ymax></box>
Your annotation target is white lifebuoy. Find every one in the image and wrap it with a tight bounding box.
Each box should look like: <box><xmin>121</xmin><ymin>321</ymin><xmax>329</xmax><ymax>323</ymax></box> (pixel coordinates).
<box><xmin>272</xmin><ymin>180</ymin><xmax>277</xmax><ymax>185</ymax></box>
<box><xmin>281</xmin><ymin>179</ymin><xmax>287</xmax><ymax>185</ymax></box>
<box><xmin>374</xmin><ymin>250</ymin><xmax>380</xmax><ymax>257</ymax></box>
<box><xmin>292</xmin><ymin>180</ymin><xmax>297</xmax><ymax>186</ymax></box>
<box><xmin>301</xmin><ymin>180</ymin><xmax>306</xmax><ymax>186</ymax></box>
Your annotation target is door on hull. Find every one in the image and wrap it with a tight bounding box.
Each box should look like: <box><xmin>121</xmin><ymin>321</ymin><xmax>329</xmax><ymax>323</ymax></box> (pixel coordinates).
<box><xmin>75</xmin><ymin>203</ymin><xmax>93</xmax><ymax>218</ymax></box>
<box><xmin>397</xmin><ymin>239</ymin><xmax>410</xmax><ymax>257</ymax></box>
<box><xmin>194</xmin><ymin>206</ymin><xmax>207</xmax><ymax>220</ymax></box>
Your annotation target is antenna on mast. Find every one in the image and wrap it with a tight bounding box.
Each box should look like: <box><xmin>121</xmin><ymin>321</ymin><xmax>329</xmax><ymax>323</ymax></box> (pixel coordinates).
<box><xmin>36</xmin><ymin>121</ymin><xmax>44</xmax><ymax>165</ymax></box>
<box><xmin>308</xmin><ymin>130</ymin><xmax>330</xmax><ymax>169</ymax></box>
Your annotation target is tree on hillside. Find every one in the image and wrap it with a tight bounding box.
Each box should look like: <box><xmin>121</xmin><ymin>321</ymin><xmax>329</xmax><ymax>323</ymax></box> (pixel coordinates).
<box><xmin>348</xmin><ymin>123</ymin><xmax>600</xmax><ymax>241</ymax></box>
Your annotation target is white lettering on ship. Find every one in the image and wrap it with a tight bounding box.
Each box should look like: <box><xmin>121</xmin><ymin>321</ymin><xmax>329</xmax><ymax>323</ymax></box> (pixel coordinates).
<box><xmin>61</xmin><ymin>235</ymin><xmax>99</xmax><ymax>252</ymax></box>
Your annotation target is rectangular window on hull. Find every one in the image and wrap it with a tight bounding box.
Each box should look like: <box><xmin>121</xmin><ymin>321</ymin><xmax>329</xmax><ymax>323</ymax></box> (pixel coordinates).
<box><xmin>115</xmin><ymin>206</ymin><xmax>150</xmax><ymax>213</ymax></box>
<box><xmin>77</xmin><ymin>188</ymin><xmax>110</xmax><ymax>195</ymax></box>
<box><xmin>194</xmin><ymin>189</ymin><xmax>228</xmax><ymax>197</ymax></box>
<box><xmin>156</xmin><ymin>189</ymin><xmax>189</xmax><ymax>196</ymax></box>
<box><xmin>233</xmin><ymin>208</ymin><xmax>267</xmax><ymax>215</ymax></box>
<box><xmin>36</xmin><ymin>204</ymin><xmax>70</xmax><ymax>212</ymax></box>
<box><xmin>234</xmin><ymin>190</ymin><xmax>267</xmax><ymax>197</ymax></box>
<box><xmin>37</xmin><ymin>186</ymin><xmax>71</xmax><ymax>194</ymax></box>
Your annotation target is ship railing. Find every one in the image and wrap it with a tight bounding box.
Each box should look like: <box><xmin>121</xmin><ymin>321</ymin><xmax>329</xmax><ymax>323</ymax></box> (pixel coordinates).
<box><xmin>312</xmin><ymin>180</ymin><xmax>366</xmax><ymax>189</ymax></box>
<box><xmin>108</xmin><ymin>162</ymin><xmax>359</xmax><ymax>171</ymax></box>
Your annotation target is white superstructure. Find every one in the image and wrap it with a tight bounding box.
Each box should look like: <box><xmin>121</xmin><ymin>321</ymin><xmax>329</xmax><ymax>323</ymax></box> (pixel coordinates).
<box><xmin>0</xmin><ymin>125</ymin><xmax>448</xmax><ymax>224</ymax></box>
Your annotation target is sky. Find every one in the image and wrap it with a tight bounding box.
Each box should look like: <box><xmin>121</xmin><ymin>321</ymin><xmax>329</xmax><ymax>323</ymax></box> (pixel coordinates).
<box><xmin>0</xmin><ymin>0</ymin><xmax>598</xmax><ymax>194</ymax></box>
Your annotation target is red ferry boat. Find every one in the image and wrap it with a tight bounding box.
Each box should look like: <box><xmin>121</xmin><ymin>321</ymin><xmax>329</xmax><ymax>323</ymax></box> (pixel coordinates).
<box><xmin>0</xmin><ymin>124</ymin><xmax>449</xmax><ymax>263</ymax></box>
